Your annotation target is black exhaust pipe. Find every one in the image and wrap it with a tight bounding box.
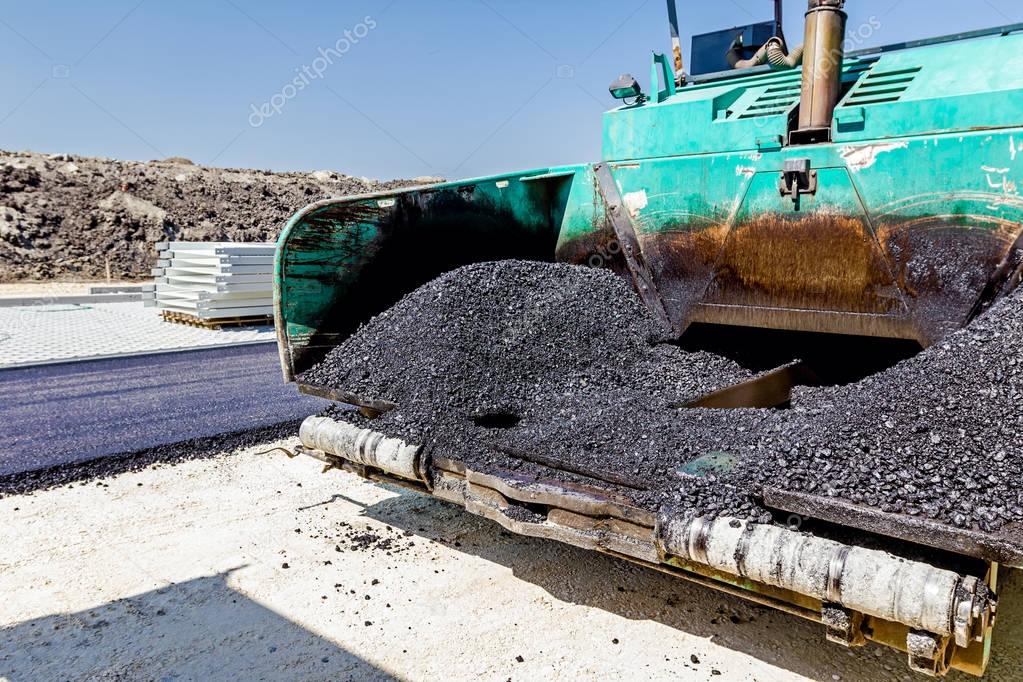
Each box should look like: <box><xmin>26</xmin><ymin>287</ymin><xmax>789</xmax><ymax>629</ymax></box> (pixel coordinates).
<box><xmin>774</xmin><ymin>0</ymin><xmax>786</xmax><ymax>44</ymax></box>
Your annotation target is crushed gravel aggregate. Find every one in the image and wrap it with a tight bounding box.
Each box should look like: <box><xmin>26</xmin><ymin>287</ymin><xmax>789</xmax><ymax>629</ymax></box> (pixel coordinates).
<box><xmin>300</xmin><ymin>259</ymin><xmax>753</xmax><ymax>456</ymax></box>
<box><xmin>301</xmin><ymin>259</ymin><xmax>1023</xmax><ymax>537</ymax></box>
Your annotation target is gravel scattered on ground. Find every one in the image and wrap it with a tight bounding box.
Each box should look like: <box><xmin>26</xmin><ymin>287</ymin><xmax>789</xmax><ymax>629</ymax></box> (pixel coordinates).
<box><xmin>0</xmin><ymin>149</ymin><xmax>425</xmax><ymax>281</ymax></box>
<box><xmin>300</xmin><ymin>259</ymin><xmax>1023</xmax><ymax>537</ymax></box>
<box><xmin>329</xmin><ymin>520</ymin><xmax>417</xmax><ymax>554</ymax></box>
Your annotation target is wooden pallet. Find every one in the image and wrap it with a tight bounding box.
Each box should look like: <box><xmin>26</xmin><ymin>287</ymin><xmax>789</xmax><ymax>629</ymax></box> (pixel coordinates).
<box><xmin>160</xmin><ymin>310</ymin><xmax>273</xmax><ymax>330</ymax></box>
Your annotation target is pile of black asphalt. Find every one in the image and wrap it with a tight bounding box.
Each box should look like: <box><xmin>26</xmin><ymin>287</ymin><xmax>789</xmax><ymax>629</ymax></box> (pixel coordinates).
<box><xmin>300</xmin><ymin>260</ymin><xmax>1023</xmax><ymax>535</ymax></box>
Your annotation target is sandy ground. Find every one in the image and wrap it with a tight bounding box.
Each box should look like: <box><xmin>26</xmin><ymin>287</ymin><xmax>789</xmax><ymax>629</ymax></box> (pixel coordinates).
<box><xmin>1</xmin><ymin>440</ymin><xmax>1020</xmax><ymax>682</ymax></box>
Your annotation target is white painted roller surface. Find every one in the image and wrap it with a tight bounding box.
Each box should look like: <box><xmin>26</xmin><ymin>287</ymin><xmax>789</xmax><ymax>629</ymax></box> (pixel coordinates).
<box><xmin>735</xmin><ymin>523</ymin><xmax>841</xmax><ymax>602</ymax></box>
<box><xmin>299</xmin><ymin>416</ymin><xmax>422</xmax><ymax>481</ymax></box>
<box><xmin>840</xmin><ymin>547</ymin><xmax>958</xmax><ymax>636</ymax></box>
<box><xmin>661</xmin><ymin>516</ymin><xmax>961</xmax><ymax>636</ymax></box>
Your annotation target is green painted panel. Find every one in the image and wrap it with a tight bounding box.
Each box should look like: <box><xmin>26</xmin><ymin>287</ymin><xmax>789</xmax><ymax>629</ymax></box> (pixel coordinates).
<box><xmin>276</xmin><ymin>23</ymin><xmax>1023</xmax><ymax>373</ymax></box>
<box><xmin>274</xmin><ymin>166</ymin><xmax>586</xmax><ymax>376</ymax></box>
<box><xmin>605</xmin><ymin>30</ymin><xmax>1023</xmax><ymax>161</ymax></box>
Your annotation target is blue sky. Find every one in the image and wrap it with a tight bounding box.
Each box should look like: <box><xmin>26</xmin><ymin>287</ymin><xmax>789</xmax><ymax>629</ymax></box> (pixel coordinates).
<box><xmin>1</xmin><ymin>1</ymin><xmax>1019</xmax><ymax>180</ymax></box>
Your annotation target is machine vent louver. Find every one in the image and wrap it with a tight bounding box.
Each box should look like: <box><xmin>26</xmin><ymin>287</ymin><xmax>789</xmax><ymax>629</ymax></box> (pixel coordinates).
<box><xmin>735</xmin><ymin>80</ymin><xmax>802</xmax><ymax>119</ymax></box>
<box><xmin>729</xmin><ymin>60</ymin><xmax>875</xmax><ymax>121</ymax></box>
<box><xmin>842</xmin><ymin>65</ymin><xmax>921</xmax><ymax>106</ymax></box>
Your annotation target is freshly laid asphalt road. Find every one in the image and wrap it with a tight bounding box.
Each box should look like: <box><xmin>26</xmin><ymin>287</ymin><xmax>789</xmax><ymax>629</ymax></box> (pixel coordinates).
<box><xmin>0</xmin><ymin>344</ymin><xmax>327</xmax><ymax>477</ymax></box>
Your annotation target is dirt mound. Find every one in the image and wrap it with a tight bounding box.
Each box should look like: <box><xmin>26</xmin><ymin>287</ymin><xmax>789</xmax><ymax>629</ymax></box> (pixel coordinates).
<box><xmin>0</xmin><ymin>149</ymin><xmax>420</xmax><ymax>282</ymax></box>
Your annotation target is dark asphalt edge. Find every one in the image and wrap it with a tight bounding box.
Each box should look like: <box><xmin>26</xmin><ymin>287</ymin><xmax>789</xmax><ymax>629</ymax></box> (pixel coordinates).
<box><xmin>0</xmin><ymin>419</ymin><xmax>303</xmax><ymax>498</ymax></box>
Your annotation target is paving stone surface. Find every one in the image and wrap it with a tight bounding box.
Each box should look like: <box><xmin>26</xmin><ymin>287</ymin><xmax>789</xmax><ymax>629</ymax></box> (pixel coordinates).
<box><xmin>0</xmin><ymin>300</ymin><xmax>275</xmax><ymax>368</ymax></box>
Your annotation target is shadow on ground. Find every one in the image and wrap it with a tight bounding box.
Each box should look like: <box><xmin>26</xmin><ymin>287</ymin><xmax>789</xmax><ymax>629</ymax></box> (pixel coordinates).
<box><xmin>346</xmin><ymin>486</ymin><xmax>1022</xmax><ymax>682</ymax></box>
<box><xmin>0</xmin><ymin>570</ymin><xmax>395</xmax><ymax>682</ymax></box>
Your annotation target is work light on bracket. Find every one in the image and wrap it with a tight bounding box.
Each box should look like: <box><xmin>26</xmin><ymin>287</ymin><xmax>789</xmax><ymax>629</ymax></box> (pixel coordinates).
<box><xmin>609</xmin><ymin>74</ymin><xmax>646</xmax><ymax>103</ymax></box>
